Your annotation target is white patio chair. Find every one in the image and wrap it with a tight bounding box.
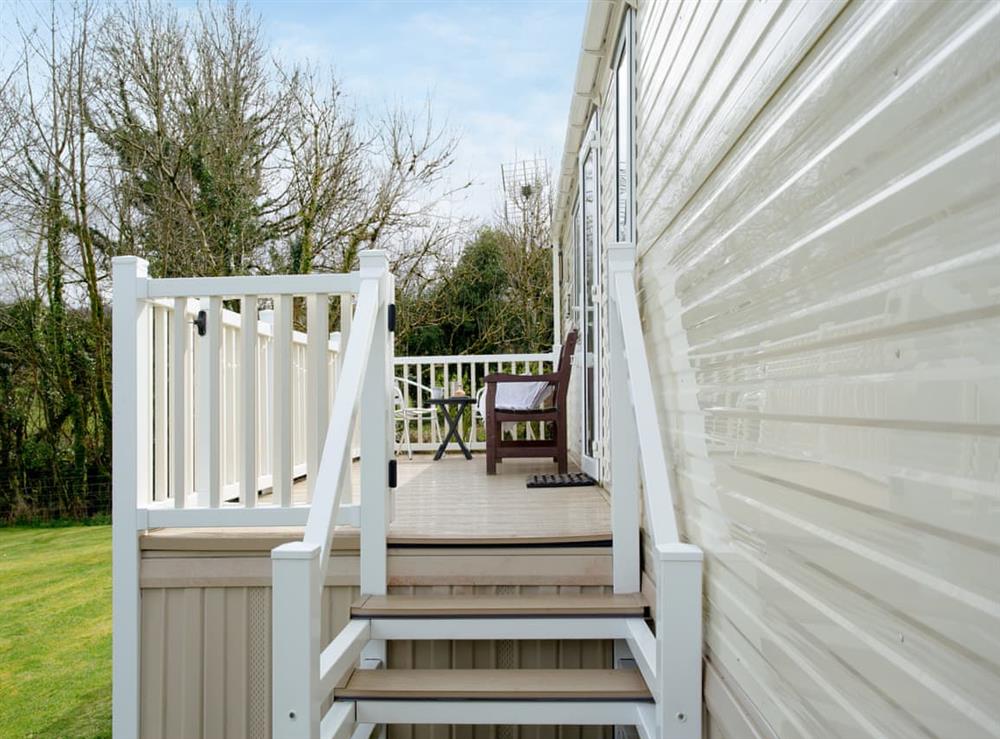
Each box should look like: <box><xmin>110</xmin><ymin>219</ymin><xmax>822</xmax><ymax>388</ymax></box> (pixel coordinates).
<box><xmin>394</xmin><ymin>378</ymin><xmax>442</xmax><ymax>459</ymax></box>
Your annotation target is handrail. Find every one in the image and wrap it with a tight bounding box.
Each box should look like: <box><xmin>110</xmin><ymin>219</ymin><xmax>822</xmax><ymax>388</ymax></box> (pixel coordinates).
<box><xmin>270</xmin><ymin>251</ymin><xmax>391</xmax><ymax>738</ymax></box>
<box><xmin>145</xmin><ymin>271</ymin><xmax>360</xmax><ymax>298</ymax></box>
<box><xmin>608</xmin><ymin>243</ymin><xmax>703</xmax><ymax>739</ymax></box>
<box><xmin>303</xmin><ymin>276</ymin><xmax>380</xmax><ymax>571</ymax></box>
<box><xmin>608</xmin><ymin>245</ymin><xmax>680</xmax><ymax>546</ymax></box>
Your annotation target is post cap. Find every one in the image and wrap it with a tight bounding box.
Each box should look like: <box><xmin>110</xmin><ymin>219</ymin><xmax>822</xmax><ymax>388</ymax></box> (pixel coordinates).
<box><xmin>271</xmin><ymin>541</ymin><xmax>321</xmax><ymax>560</ymax></box>
<box><xmin>655</xmin><ymin>542</ymin><xmax>703</xmax><ymax>562</ymax></box>
<box><xmin>359</xmin><ymin>249</ymin><xmax>389</xmax><ymax>276</ymax></box>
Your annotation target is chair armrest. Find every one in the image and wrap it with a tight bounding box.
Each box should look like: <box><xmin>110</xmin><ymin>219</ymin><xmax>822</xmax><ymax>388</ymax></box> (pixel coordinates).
<box><xmin>483</xmin><ymin>372</ymin><xmax>558</xmax><ymax>384</ymax></box>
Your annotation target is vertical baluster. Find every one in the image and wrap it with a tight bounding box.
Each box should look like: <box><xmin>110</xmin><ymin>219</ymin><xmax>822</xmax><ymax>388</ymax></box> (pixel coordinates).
<box><xmin>185</xmin><ymin>308</ymin><xmax>195</xmax><ymax>498</ymax></box>
<box><xmin>207</xmin><ymin>297</ymin><xmax>223</xmax><ymax>508</ymax></box>
<box><xmin>241</xmin><ymin>296</ymin><xmax>258</xmax><ymax>507</ymax></box>
<box><xmin>171</xmin><ymin>300</ymin><xmax>188</xmax><ymax>507</ymax></box>
<box><xmin>274</xmin><ymin>295</ymin><xmax>293</xmax><ymax>506</ymax></box>
<box><xmin>257</xmin><ymin>315</ymin><xmax>272</xmax><ymax>488</ymax></box>
<box><xmin>306</xmin><ymin>294</ymin><xmax>329</xmax><ymax>501</ymax></box>
<box><xmin>339</xmin><ymin>293</ymin><xmax>353</xmax><ymax>503</ymax></box>
<box><xmin>221</xmin><ymin>321</ymin><xmax>231</xmax><ymax>495</ymax></box>
<box><xmin>470</xmin><ymin>361</ymin><xmax>478</xmax><ymax>445</ymax></box>
<box><xmin>416</xmin><ymin>363</ymin><xmax>424</xmax><ymax>444</ymax></box>
<box><xmin>152</xmin><ymin>306</ymin><xmax>168</xmax><ymax>501</ymax></box>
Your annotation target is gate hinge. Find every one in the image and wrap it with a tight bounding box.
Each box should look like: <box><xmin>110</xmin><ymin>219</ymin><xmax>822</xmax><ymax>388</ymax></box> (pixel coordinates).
<box><xmin>387</xmin><ymin>303</ymin><xmax>396</xmax><ymax>332</ymax></box>
<box><xmin>388</xmin><ymin>459</ymin><xmax>397</xmax><ymax>488</ymax></box>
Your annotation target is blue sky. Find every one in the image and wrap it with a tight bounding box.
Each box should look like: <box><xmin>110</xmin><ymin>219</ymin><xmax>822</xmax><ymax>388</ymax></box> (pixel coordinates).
<box><xmin>251</xmin><ymin>0</ymin><xmax>586</xmax><ymax>219</ymax></box>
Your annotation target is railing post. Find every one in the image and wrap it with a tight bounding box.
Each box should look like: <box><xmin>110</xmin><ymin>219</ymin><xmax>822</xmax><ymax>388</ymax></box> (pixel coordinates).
<box><xmin>359</xmin><ymin>250</ymin><xmax>391</xmax><ymax>596</ymax></box>
<box><xmin>359</xmin><ymin>251</ymin><xmax>391</xmax><ymax>710</ymax></box>
<box><xmin>608</xmin><ymin>243</ymin><xmax>641</xmax><ymax>593</ymax></box>
<box><xmin>656</xmin><ymin>543</ymin><xmax>703</xmax><ymax>739</ymax></box>
<box><xmin>272</xmin><ymin>542</ymin><xmax>322</xmax><ymax>739</ymax></box>
<box><xmin>112</xmin><ymin>255</ymin><xmax>150</xmax><ymax>738</ymax></box>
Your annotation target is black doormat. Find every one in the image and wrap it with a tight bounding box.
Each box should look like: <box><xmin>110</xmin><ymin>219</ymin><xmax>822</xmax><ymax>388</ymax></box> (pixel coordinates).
<box><xmin>526</xmin><ymin>472</ymin><xmax>596</xmax><ymax>488</ymax></box>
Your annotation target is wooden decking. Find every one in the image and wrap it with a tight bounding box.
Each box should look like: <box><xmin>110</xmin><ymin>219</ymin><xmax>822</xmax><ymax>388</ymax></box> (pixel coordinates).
<box><xmin>335</xmin><ymin>669</ymin><xmax>652</xmax><ymax>701</ymax></box>
<box><xmin>384</xmin><ymin>456</ymin><xmax>610</xmax><ymax>544</ymax></box>
<box><xmin>147</xmin><ymin>454</ymin><xmax>611</xmax><ymax>548</ymax></box>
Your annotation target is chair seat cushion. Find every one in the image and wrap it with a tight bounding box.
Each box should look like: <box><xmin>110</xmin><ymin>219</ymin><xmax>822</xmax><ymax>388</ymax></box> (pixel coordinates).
<box><xmin>477</xmin><ymin>381</ymin><xmax>551</xmax><ymax>418</ymax></box>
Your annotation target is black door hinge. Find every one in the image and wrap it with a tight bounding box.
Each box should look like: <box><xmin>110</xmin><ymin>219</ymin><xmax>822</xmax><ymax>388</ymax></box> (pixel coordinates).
<box><xmin>388</xmin><ymin>459</ymin><xmax>397</xmax><ymax>488</ymax></box>
<box><xmin>387</xmin><ymin>303</ymin><xmax>396</xmax><ymax>333</ymax></box>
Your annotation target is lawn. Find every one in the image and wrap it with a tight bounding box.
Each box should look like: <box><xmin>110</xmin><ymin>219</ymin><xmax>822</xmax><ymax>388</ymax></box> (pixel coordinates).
<box><xmin>0</xmin><ymin>526</ymin><xmax>112</xmax><ymax>738</ymax></box>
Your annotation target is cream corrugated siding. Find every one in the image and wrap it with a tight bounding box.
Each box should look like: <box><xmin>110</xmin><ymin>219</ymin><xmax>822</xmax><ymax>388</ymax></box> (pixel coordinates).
<box><xmin>140</xmin><ymin>573</ymin><xmax>615</xmax><ymax>738</ymax></box>
<box><xmin>634</xmin><ymin>0</ymin><xmax>1000</xmax><ymax>737</ymax></box>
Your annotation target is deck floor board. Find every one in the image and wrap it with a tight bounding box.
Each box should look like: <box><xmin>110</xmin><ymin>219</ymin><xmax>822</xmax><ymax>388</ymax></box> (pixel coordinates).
<box><xmin>144</xmin><ymin>455</ymin><xmax>611</xmax><ymax>547</ymax></box>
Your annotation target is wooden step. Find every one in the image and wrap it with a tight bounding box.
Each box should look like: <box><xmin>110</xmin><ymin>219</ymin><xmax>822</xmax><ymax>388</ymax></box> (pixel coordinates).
<box><xmin>351</xmin><ymin>593</ymin><xmax>647</xmax><ymax>618</ymax></box>
<box><xmin>335</xmin><ymin>669</ymin><xmax>652</xmax><ymax>701</ymax></box>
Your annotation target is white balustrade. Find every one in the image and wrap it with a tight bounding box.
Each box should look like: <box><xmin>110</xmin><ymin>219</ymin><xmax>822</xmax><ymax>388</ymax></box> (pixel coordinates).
<box><xmin>393</xmin><ymin>352</ymin><xmax>555</xmax><ymax>450</ymax></box>
<box><xmin>609</xmin><ymin>242</ymin><xmax>703</xmax><ymax>739</ymax></box>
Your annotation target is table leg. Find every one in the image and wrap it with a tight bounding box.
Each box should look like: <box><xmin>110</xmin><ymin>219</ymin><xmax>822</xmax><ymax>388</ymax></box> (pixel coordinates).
<box><xmin>434</xmin><ymin>404</ymin><xmax>473</xmax><ymax>460</ymax></box>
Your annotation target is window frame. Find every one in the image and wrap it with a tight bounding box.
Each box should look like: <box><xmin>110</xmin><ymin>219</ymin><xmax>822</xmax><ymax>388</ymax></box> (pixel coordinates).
<box><xmin>613</xmin><ymin>7</ymin><xmax>636</xmax><ymax>246</ymax></box>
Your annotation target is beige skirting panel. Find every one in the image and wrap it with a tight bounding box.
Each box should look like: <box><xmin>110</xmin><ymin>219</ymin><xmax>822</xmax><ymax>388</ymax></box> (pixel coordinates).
<box><xmin>139</xmin><ymin>583</ymin><xmax>615</xmax><ymax>739</ymax></box>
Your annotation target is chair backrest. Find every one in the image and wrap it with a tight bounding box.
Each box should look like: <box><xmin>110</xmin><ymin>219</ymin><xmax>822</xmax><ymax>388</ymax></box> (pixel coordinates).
<box><xmin>554</xmin><ymin>330</ymin><xmax>579</xmax><ymax>408</ymax></box>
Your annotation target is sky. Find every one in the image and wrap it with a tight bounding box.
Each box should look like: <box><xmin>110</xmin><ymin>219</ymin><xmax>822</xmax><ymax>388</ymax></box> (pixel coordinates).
<box><xmin>0</xmin><ymin>0</ymin><xmax>587</xmax><ymax>222</ymax></box>
<box><xmin>250</xmin><ymin>0</ymin><xmax>586</xmax><ymax>220</ymax></box>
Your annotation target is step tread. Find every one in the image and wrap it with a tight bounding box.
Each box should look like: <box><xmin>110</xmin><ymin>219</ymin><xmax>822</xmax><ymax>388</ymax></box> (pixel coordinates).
<box><xmin>336</xmin><ymin>668</ymin><xmax>652</xmax><ymax>700</ymax></box>
<box><xmin>351</xmin><ymin>593</ymin><xmax>647</xmax><ymax>617</ymax></box>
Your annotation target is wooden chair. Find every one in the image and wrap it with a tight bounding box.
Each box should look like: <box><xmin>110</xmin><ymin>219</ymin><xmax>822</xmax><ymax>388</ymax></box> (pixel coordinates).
<box><xmin>483</xmin><ymin>331</ymin><xmax>578</xmax><ymax>475</ymax></box>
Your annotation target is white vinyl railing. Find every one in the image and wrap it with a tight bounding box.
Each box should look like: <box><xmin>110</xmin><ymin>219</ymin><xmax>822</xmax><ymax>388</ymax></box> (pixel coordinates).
<box><xmin>150</xmin><ymin>301</ymin><xmax>339</xmax><ymax>507</ymax></box>
<box><xmin>271</xmin><ymin>251</ymin><xmax>393</xmax><ymax>739</ymax></box>
<box><xmin>608</xmin><ymin>242</ymin><xmax>703</xmax><ymax>739</ymax></box>
<box><xmin>394</xmin><ymin>352</ymin><xmax>555</xmax><ymax>450</ymax></box>
<box><xmin>111</xmin><ymin>257</ymin><xmax>365</xmax><ymax>736</ymax></box>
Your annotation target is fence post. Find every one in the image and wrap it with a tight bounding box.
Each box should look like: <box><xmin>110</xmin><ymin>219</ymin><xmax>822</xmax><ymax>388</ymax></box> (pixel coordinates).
<box><xmin>656</xmin><ymin>543</ymin><xmax>703</xmax><ymax>739</ymax></box>
<box><xmin>112</xmin><ymin>256</ymin><xmax>150</xmax><ymax>737</ymax></box>
<box><xmin>359</xmin><ymin>250</ymin><xmax>391</xmax><ymax>595</ymax></box>
<box><xmin>272</xmin><ymin>542</ymin><xmax>322</xmax><ymax>739</ymax></box>
<box><xmin>607</xmin><ymin>244</ymin><xmax>640</xmax><ymax>594</ymax></box>
<box><xmin>359</xmin><ymin>251</ymin><xmax>391</xmax><ymax>709</ymax></box>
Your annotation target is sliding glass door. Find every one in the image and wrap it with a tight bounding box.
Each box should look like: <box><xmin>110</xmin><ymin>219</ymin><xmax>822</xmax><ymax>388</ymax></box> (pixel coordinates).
<box><xmin>578</xmin><ymin>115</ymin><xmax>600</xmax><ymax>478</ymax></box>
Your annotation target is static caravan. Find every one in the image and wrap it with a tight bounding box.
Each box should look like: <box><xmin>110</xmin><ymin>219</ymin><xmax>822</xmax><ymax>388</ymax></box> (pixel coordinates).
<box><xmin>553</xmin><ymin>1</ymin><xmax>1000</xmax><ymax>737</ymax></box>
<box><xmin>110</xmin><ymin>0</ymin><xmax>998</xmax><ymax>737</ymax></box>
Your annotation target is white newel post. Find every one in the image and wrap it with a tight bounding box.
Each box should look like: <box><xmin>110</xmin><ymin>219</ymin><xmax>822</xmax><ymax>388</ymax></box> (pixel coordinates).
<box><xmin>608</xmin><ymin>244</ymin><xmax>641</xmax><ymax>594</ymax></box>
<box><xmin>359</xmin><ymin>250</ymin><xmax>391</xmax><ymax>596</ymax></box>
<box><xmin>359</xmin><ymin>251</ymin><xmax>391</xmax><ymax>714</ymax></box>
<box><xmin>656</xmin><ymin>543</ymin><xmax>703</xmax><ymax>739</ymax></box>
<box><xmin>272</xmin><ymin>542</ymin><xmax>322</xmax><ymax>739</ymax></box>
<box><xmin>112</xmin><ymin>256</ymin><xmax>150</xmax><ymax>737</ymax></box>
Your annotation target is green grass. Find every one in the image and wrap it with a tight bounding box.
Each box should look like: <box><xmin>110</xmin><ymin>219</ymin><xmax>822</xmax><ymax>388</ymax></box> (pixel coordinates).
<box><xmin>0</xmin><ymin>526</ymin><xmax>112</xmax><ymax>738</ymax></box>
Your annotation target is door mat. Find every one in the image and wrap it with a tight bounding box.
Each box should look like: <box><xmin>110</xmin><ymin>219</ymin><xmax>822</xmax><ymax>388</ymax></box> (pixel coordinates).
<box><xmin>526</xmin><ymin>472</ymin><xmax>596</xmax><ymax>488</ymax></box>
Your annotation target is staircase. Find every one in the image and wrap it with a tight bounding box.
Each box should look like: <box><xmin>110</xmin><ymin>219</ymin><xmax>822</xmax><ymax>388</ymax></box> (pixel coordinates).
<box><xmin>335</xmin><ymin>593</ymin><xmax>651</xmax><ymax>726</ymax></box>
<box><xmin>269</xmin><ymin>244</ymin><xmax>703</xmax><ymax>739</ymax></box>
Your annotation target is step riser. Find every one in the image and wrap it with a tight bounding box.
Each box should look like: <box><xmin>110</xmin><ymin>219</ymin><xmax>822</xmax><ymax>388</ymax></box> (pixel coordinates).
<box><xmin>366</xmin><ymin>616</ymin><xmax>644</xmax><ymax>640</ymax></box>
<box><xmin>352</xmin><ymin>699</ymin><xmax>649</xmax><ymax>725</ymax></box>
